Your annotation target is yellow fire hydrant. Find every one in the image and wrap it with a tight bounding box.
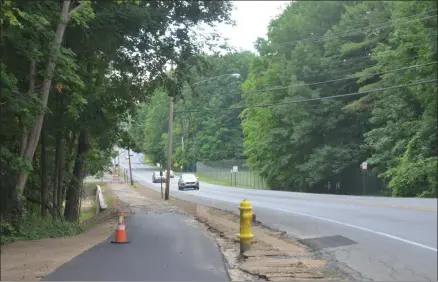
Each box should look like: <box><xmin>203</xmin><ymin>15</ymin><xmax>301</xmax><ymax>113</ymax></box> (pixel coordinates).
<box><xmin>237</xmin><ymin>199</ymin><xmax>255</xmax><ymax>254</ymax></box>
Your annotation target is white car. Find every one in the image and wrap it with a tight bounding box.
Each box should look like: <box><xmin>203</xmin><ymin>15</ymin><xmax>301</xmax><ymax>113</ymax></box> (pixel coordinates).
<box><xmin>178</xmin><ymin>173</ymin><xmax>199</xmax><ymax>190</ymax></box>
<box><xmin>164</xmin><ymin>169</ymin><xmax>175</xmax><ymax>178</ymax></box>
<box><xmin>152</xmin><ymin>171</ymin><xmax>166</xmax><ymax>183</ymax></box>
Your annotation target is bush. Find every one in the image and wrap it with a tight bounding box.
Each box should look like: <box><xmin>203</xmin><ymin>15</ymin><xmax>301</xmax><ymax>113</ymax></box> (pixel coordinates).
<box><xmin>0</xmin><ymin>215</ymin><xmax>84</xmax><ymax>245</ymax></box>
<box><xmin>386</xmin><ymin>158</ymin><xmax>437</xmax><ymax>198</ymax></box>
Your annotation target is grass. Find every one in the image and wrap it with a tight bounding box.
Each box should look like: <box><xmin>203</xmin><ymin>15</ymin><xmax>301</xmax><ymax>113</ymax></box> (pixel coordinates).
<box><xmin>0</xmin><ymin>176</ymin><xmax>119</xmax><ymax>245</ymax></box>
<box><xmin>143</xmin><ymin>155</ymin><xmax>160</xmax><ymax>168</ymax></box>
<box><xmin>79</xmin><ymin>182</ymin><xmax>100</xmax><ymax>224</ymax></box>
<box><xmin>0</xmin><ymin>212</ymin><xmax>85</xmax><ymax>245</ymax></box>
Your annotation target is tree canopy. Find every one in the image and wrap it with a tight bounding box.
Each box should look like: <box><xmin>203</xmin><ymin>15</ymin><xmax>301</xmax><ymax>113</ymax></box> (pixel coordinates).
<box><xmin>0</xmin><ymin>0</ymin><xmax>233</xmax><ymax>231</ymax></box>
<box><xmin>130</xmin><ymin>0</ymin><xmax>437</xmax><ymax>198</ymax></box>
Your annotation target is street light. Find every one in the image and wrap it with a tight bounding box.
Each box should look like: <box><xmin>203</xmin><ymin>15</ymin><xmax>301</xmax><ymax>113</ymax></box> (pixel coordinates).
<box><xmin>163</xmin><ymin>72</ymin><xmax>241</xmax><ymax>200</ymax></box>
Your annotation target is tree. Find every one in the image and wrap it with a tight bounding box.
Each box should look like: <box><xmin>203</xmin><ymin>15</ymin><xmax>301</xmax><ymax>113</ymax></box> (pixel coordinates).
<box><xmin>0</xmin><ymin>0</ymin><xmax>234</xmax><ymax>228</ymax></box>
<box><xmin>241</xmin><ymin>0</ymin><xmax>436</xmax><ymax>196</ymax></box>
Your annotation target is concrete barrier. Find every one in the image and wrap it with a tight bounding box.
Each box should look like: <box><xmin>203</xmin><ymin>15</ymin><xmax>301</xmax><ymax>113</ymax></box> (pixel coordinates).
<box><xmin>95</xmin><ymin>185</ymin><xmax>108</xmax><ymax>214</ymax></box>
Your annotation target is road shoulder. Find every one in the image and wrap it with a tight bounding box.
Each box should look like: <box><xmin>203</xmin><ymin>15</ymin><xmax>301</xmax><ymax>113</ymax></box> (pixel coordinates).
<box><xmin>133</xmin><ymin>182</ymin><xmax>347</xmax><ymax>281</ymax></box>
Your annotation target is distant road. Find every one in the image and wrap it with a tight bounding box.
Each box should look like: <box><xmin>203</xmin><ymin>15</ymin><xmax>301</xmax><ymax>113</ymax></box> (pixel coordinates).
<box><xmin>124</xmin><ymin>152</ymin><xmax>437</xmax><ymax>281</ymax></box>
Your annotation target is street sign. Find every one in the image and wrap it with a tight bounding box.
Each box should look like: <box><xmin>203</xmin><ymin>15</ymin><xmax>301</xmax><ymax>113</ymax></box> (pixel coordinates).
<box><xmin>232</xmin><ymin>166</ymin><xmax>238</xmax><ymax>172</ymax></box>
<box><xmin>361</xmin><ymin>161</ymin><xmax>367</xmax><ymax>170</ymax></box>
<box><xmin>174</xmin><ymin>161</ymin><xmax>179</xmax><ymax>168</ymax></box>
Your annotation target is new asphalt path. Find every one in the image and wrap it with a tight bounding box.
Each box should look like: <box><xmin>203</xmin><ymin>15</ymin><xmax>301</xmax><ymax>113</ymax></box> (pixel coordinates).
<box><xmin>43</xmin><ymin>207</ymin><xmax>229</xmax><ymax>280</ymax></box>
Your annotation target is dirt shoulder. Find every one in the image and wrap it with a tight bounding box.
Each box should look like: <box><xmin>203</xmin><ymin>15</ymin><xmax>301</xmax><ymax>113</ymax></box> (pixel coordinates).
<box><xmin>1</xmin><ymin>184</ymin><xmax>119</xmax><ymax>281</ymax></box>
<box><xmin>133</xmin><ymin>183</ymin><xmax>344</xmax><ymax>281</ymax></box>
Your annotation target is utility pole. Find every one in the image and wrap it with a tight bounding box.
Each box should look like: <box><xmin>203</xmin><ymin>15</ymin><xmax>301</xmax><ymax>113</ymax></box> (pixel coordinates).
<box><xmin>164</xmin><ymin>62</ymin><xmax>174</xmax><ymax>200</ymax></box>
<box><xmin>128</xmin><ymin>147</ymin><xmax>133</xmax><ymax>185</ymax></box>
<box><xmin>181</xmin><ymin>136</ymin><xmax>184</xmax><ymax>176</ymax></box>
<box><xmin>117</xmin><ymin>151</ymin><xmax>120</xmax><ymax>176</ymax></box>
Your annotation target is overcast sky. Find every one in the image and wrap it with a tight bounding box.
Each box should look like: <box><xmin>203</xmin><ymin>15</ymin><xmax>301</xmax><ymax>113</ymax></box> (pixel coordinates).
<box><xmin>215</xmin><ymin>1</ymin><xmax>291</xmax><ymax>52</ymax></box>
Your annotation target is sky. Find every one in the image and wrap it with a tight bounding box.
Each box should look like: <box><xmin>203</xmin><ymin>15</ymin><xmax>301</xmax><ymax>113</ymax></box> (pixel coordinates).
<box><xmin>215</xmin><ymin>1</ymin><xmax>292</xmax><ymax>53</ymax></box>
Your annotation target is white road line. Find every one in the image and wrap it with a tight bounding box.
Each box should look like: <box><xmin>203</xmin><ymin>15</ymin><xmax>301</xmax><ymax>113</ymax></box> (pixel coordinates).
<box><xmin>130</xmin><ymin>169</ymin><xmax>437</xmax><ymax>253</ymax></box>
<box><xmin>189</xmin><ymin>193</ymin><xmax>438</xmax><ymax>253</ymax></box>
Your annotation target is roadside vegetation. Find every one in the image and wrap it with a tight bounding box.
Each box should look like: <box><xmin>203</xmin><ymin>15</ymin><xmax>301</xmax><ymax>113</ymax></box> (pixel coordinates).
<box><xmin>130</xmin><ymin>1</ymin><xmax>437</xmax><ymax>198</ymax></box>
<box><xmin>1</xmin><ymin>0</ymin><xmax>233</xmax><ymax>242</ymax></box>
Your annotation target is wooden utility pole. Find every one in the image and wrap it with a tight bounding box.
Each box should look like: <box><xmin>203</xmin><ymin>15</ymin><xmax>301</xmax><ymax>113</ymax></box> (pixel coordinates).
<box><xmin>128</xmin><ymin>147</ymin><xmax>133</xmax><ymax>185</ymax></box>
<box><xmin>164</xmin><ymin>63</ymin><xmax>174</xmax><ymax>200</ymax></box>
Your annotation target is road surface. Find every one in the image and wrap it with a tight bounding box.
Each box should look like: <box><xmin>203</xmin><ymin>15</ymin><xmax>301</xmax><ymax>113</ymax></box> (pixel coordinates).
<box><xmin>44</xmin><ymin>193</ymin><xmax>229</xmax><ymax>281</ymax></box>
<box><xmin>121</xmin><ymin>152</ymin><xmax>437</xmax><ymax>281</ymax></box>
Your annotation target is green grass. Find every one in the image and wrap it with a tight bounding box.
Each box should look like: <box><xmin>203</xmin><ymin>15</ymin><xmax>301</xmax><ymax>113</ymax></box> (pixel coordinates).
<box><xmin>0</xmin><ymin>182</ymin><xmax>118</xmax><ymax>245</ymax></box>
<box><xmin>0</xmin><ymin>215</ymin><xmax>85</xmax><ymax>245</ymax></box>
<box><xmin>196</xmin><ymin>174</ymin><xmax>233</xmax><ymax>187</ymax></box>
<box><xmin>79</xmin><ymin>200</ymin><xmax>96</xmax><ymax>223</ymax></box>
<box><xmin>143</xmin><ymin>156</ymin><xmax>160</xmax><ymax>168</ymax></box>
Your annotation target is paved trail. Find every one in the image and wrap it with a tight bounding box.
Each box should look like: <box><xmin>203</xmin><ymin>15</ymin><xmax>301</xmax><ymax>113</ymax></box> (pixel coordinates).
<box><xmin>43</xmin><ymin>183</ymin><xmax>229</xmax><ymax>281</ymax></box>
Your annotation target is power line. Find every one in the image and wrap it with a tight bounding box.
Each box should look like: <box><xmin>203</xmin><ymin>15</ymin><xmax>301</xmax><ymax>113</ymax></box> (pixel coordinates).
<box><xmin>182</xmin><ymin>60</ymin><xmax>436</xmax><ymax>100</ymax></box>
<box><xmin>294</xmin><ymin>53</ymin><xmax>436</xmax><ymax>81</ymax></box>
<box><xmin>294</xmin><ymin>9</ymin><xmax>437</xmax><ymax>44</ymax></box>
<box><xmin>182</xmin><ymin>50</ymin><xmax>435</xmax><ymax>101</ymax></box>
<box><xmin>174</xmin><ymin>79</ymin><xmax>437</xmax><ymax>114</ymax></box>
<box><xmin>273</xmin><ymin>12</ymin><xmax>437</xmax><ymax>48</ymax></box>
<box><xmin>289</xmin><ymin>42</ymin><xmax>433</xmax><ymax>71</ymax></box>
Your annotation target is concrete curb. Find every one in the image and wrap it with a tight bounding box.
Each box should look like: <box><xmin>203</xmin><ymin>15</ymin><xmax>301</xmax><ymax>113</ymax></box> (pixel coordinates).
<box><xmin>96</xmin><ymin>185</ymin><xmax>108</xmax><ymax>214</ymax></box>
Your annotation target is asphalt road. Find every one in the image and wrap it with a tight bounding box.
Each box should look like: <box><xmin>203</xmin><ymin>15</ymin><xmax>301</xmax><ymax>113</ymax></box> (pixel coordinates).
<box><xmin>44</xmin><ymin>211</ymin><xmax>229</xmax><ymax>281</ymax></box>
<box><xmin>121</xmin><ymin>152</ymin><xmax>437</xmax><ymax>281</ymax></box>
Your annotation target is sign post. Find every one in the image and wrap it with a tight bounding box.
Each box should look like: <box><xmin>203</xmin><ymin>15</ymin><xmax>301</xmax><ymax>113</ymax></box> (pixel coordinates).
<box><xmin>232</xmin><ymin>166</ymin><xmax>238</xmax><ymax>186</ymax></box>
<box><xmin>360</xmin><ymin>161</ymin><xmax>367</xmax><ymax>195</ymax></box>
<box><xmin>160</xmin><ymin>170</ymin><xmax>163</xmax><ymax>199</ymax></box>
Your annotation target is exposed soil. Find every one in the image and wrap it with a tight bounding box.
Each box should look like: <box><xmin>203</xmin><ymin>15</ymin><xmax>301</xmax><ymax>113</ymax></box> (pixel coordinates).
<box><xmin>131</xmin><ymin>183</ymin><xmax>344</xmax><ymax>281</ymax></box>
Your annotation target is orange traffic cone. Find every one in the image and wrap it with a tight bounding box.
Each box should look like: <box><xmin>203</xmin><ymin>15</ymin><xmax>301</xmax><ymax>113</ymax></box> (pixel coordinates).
<box><xmin>111</xmin><ymin>211</ymin><xmax>129</xmax><ymax>244</ymax></box>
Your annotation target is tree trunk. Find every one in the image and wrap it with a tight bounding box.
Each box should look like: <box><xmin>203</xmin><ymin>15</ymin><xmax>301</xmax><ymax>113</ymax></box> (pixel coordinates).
<box><xmin>9</xmin><ymin>60</ymin><xmax>38</xmax><ymax>221</ymax></box>
<box><xmin>62</xmin><ymin>131</ymin><xmax>77</xmax><ymax>204</ymax></box>
<box><xmin>53</xmin><ymin>93</ymin><xmax>64</xmax><ymax>220</ymax></box>
<box><xmin>40</xmin><ymin>126</ymin><xmax>48</xmax><ymax>218</ymax></box>
<box><xmin>128</xmin><ymin>147</ymin><xmax>133</xmax><ymax>185</ymax></box>
<box><xmin>64</xmin><ymin>131</ymin><xmax>88</xmax><ymax>222</ymax></box>
<box><xmin>15</xmin><ymin>1</ymin><xmax>72</xmax><ymax>209</ymax></box>
<box><xmin>56</xmin><ymin>137</ymin><xmax>64</xmax><ymax>214</ymax></box>
<box><xmin>19</xmin><ymin>59</ymin><xmax>36</xmax><ymax>158</ymax></box>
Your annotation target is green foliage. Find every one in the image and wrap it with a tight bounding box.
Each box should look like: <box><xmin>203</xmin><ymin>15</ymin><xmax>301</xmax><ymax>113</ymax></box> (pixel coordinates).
<box><xmin>132</xmin><ymin>1</ymin><xmax>437</xmax><ymax>198</ymax></box>
<box><xmin>0</xmin><ymin>215</ymin><xmax>84</xmax><ymax>245</ymax></box>
<box><xmin>130</xmin><ymin>51</ymin><xmax>256</xmax><ymax>170</ymax></box>
<box><xmin>1</xmin><ymin>0</ymin><xmax>234</xmax><ymax>232</ymax></box>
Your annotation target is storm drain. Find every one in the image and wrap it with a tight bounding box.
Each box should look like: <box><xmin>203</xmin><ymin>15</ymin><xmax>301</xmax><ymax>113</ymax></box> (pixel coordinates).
<box><xmin>299</xmin><ymin>235</ymin><xmax>357</xmax><ymax>251</ymax></box>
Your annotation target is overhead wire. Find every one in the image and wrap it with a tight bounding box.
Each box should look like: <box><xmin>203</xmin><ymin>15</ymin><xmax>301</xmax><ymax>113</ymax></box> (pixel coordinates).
<box><xmin>181</xmin><ymin>60</ymin><xmax>436</xmax><ymax>100</ymax></box>
<box><xmin>174</xmin><ymin>79</ymin><xmax>437</xmax><ymax>114</ymax></box>
<box><xmin>139</xmin><ymin>9</ymin><xmax>438</xmax><ymax>117</ymax></box>
<box><xmin>272</xmin><ymin>11</ymin><xmax>437</xmax><ymax>48</ymax></box>
<box><xmin>287</xmin><ymin>42</ymin><xmax>433</xmax><ymax>70</ymax></box>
